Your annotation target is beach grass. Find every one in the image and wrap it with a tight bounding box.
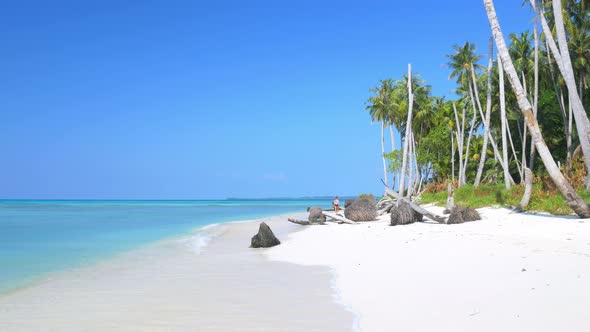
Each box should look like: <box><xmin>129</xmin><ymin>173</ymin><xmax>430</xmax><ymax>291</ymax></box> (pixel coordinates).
<box><xmin>419</xmin><ymin>184</ymin><xmax>590</xmax><ymax>215</ymax></box>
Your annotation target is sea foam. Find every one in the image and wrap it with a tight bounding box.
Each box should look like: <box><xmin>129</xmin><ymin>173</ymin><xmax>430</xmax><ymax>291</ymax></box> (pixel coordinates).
<box><xmin>186</xmin><ymin>223</ymin><xmax>226</xmax><ymax>254</ymax></box>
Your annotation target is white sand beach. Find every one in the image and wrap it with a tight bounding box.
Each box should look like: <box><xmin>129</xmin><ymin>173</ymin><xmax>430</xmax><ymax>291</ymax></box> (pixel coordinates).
<box><xmin>267</xmin><ymin>205</ymin><xmax>590</xmax><ymax>331</ymax></box>
<box><xmin>3</xmin><ymin>206</ymin><xmax>590</xmax><ymax>332</ymax></box>
<box><xmin>0</xmin><ymin>213</ymin><xmax>354</xmax><ymax>332</ymax></box>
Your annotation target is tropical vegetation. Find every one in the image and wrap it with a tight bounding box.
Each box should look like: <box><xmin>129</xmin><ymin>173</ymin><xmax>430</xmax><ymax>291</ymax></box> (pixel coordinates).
<box><xmin>365</xmin><ymin>0</ymin><xmax>590</xmax><ymax>216</ymax></box>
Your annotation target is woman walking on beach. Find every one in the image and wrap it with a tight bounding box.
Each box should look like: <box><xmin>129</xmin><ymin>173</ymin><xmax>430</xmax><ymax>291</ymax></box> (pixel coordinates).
<box><xmin>332</xmin><ymin>196</ymin><xmax>340</xmax><ymax>213</ymax></box>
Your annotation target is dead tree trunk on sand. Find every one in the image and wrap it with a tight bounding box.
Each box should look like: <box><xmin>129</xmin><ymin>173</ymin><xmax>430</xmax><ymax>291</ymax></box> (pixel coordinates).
<box><xmin>383</xmin><ymin>185</ymin><xmax>446</xmax><ymax>223</ymax></box>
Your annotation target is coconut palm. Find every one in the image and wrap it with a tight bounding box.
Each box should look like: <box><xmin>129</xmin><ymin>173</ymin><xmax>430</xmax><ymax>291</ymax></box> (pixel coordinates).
<box><xmin>366</xmin><ymin>79</ymin><xmax>395</xmax><ymax>191</ymax></box>
<box><xmin>484</xmin><ymin>0</ymin><xmax>590</xmax><ymax>217</ymax></box>
<box><xmin>509</xmin><ymin>31</ymin><xmax>535</xmax><ymax>82</ymax></box>
<box><xmin>447</xmin><ymin>42</ymin><xmax>485</xmax><ymax>89</ymax></box>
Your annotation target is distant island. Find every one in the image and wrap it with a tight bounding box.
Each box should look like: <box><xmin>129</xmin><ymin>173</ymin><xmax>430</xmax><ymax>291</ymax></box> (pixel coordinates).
<box><xmin>225</xmin><ymin>196</ymin><xmax>359</xmax><ymax>201</ymax></box>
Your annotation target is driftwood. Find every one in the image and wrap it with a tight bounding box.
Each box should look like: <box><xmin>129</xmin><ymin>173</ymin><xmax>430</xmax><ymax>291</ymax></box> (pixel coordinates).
<box><xmin>322</xmin><ymin>210</ymin><xmax>357</xmax><ymax>224</ymax></box>
<box><xmin>383</xmin><ymin>186</ymin><xmax>446</xmax><ymax>223</ymax></box>
<box><xmin>377</xmin><ymin>196</ymin><xmax>395</xmax><ymax>215</ymax></box>
<box><xmin>514</xmin><ymin>167</ymin><xmax>534</xmax><ymax>212</ymax></box>
<box><xmin>288</xmin><ymin>218</ymin><xmax>325</xmax><ymax>226</ymax></box>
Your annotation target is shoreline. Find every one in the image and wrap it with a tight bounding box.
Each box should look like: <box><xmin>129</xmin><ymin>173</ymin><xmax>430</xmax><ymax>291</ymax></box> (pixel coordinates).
<box><xmin>0</xmin><ymin>212</ymin><xmax>355</xmax><ymax>331</ymax></box>
<box><xmin>267</xmin><ymin>205</ymin><xmax>590</xmax><ymax>331</ymax></box>
<box><xmin>0</xmin><ymin>210</ymin><xmax>313</xmax><ymax>296</ymax></box>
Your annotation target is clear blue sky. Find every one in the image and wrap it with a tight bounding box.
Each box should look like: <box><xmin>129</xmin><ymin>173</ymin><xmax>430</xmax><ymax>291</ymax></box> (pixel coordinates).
<box><xmin>0</xmin><ymin>0</ymin><xmax>533</xmax><ymax>199</ymax></box>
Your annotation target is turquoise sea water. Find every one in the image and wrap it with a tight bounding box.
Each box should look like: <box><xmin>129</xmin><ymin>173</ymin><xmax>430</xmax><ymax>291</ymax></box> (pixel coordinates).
<box><xmin>0</xmin><ymin>199</ymin><xmax>330</xmax><ymax>294</ymax></box>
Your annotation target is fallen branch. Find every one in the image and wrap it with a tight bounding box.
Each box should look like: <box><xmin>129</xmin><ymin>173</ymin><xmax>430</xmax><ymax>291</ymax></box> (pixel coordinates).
<box><xmin>381</xmin><ymin>181</ymin><xmax>446</xmax><ymax>223</ymax></box>
<box><xmin>321</xmin><ymin>210</ymin><xmax>357</xmax><ymax>224</ymax></box>
<box><xmin>288</xmin><ymin>218</ymin><xmax>326</xmax><ymax>225</ymax></box>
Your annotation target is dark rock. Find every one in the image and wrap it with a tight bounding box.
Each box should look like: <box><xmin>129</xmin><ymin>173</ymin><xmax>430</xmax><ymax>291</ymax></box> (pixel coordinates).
<box><xmin>344</xmin><ymin>198</ymin><xmax>377</xmax><ymax>221</ymax></box>
<box><xmin>390</xmin><ymin>201</ymin><xmax>423</xmax><ymax>226</ymax></box>
<box><xmin>344</xmin><ymin>199</ymin><xmax>354</xmax><ymax>209</ymax></box>
<box><xmin>308</xmin><ymin>206</ymin><xmax>326</xmax><ymax>224</ymax></box>
<box><xmin>446</xmin><ymin>206</ymin><xmax>481</xmax><ymax>224</ymax></box>
<box><xmin>250</xmin><ymin>222</ymin><xmax>281</xmax><ymax>248</ymax></box>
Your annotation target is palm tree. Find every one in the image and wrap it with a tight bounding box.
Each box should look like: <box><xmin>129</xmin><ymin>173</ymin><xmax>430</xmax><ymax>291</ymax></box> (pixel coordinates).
<box><xmin>447</xmin><ymin>42</ymin><xmax>485</xmax><ymax>89</ymax></box>
<box><xmin>387</xmin><ymin>69</ymin><xmax>432</xmax><ymax>196</ymax></box>
<box><xmin>509</xmin><ymin>31</ymin><xmax>536</xmax><ymax>176</ymax></box>
<box><xmin>474</xmin><ymin>37</ymin><xmax>497</xmax><ymax>186</ymax></box>
<box><xmin>366</xmin><ymin>79</ymin><xmax>395</xmax><ymax>191</ymax></box>
<box><xmin>399</xmin><ymin>64</ymin><xmax>414</xmax><ymax>197</ymax></box>
<box><xmin>568</xmin><ymin>17</ymin><xmax>590</xmax><ymax>98</ymax></box>
<box><xmin>509</xmin><ymin>32</ymin><xmax>535</xmax><ymax>82</ymax></box>
<box><xmin>485</xmin><ymin>0</ymin><xmax>590</xmax><ymax>217</ymax></box>
<box><xmin>447</xmin><ymin>42</ymin><xmax>489</xmax><ymax>186</ymax></box>
<box><xmin>532</xmin><ymin>0</ymin><xmax>590</xmax><ymax>188</ymax></box>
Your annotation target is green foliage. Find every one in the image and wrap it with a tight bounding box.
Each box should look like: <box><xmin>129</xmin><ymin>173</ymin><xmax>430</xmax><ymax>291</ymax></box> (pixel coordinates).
<box><xmin>384</xmin><ymin>150</ymin><xmax>402</xmax><ymax>174</ymax></box>
<box><xmin>416</xmin><ymin>125</ymin><xmax>452</xmax><ymax>178</ymax></box>
<box><xmin>358</xmin><ymin>193</ymin><xmax>375</xmax><ymax>202</ymax></box>
<box><xmin>420</xmin><ymin>184</ymin><xmax>590</xmax><ymax>215</ymax></box>
<box><xmin>366</xmin><ymin>1</ymin><xmax>590</xmax><ymax>208</ymax></box>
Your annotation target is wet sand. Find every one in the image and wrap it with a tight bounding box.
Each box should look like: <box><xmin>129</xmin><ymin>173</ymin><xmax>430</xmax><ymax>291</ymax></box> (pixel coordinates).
<box><xmin>0</xmin><ymin>213</ymin><xmax>354</xmax><ymax>331</ymax></box>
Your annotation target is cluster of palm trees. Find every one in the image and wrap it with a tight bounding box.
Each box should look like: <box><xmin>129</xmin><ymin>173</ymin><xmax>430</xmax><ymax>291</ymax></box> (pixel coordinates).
<box><xmin>366</xmin><ymin>0</ymin><xmax>590</xmax><ymax>217</ymax></box>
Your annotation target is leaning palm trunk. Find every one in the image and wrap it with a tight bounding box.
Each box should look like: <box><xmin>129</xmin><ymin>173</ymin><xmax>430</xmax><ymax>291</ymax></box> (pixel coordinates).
<box><xmin>474</xmin><ymin>38</ymin><xmax>494</xmax><ymax>186</ymax></box>
<box><xmin>569</xmin><ymin>98</ymin><xmax>574</xmax><ymax>162</ymax></box>
<box><xmin>521</xmin><ymin>73</ymin><xmax>528</xmax><ymax>180</ymax></box>
<box><xmin>506</xmin><ymin>113</ymin><xmax>524</xmax><ymax>181</ymax></box>
<box><xmin>545</xmin><ymin>38</ymin><xmax>571</xmax><ymax>161</ymax></box>
<box><xmin>451</xmin><ymin>133</ymin><xmax>455</xmax><ymax>181</ymax></box>
<box><xmin>529</xmin><ymin>25</ymin><xmax>539</xmax><ymax>170</ymax></box>
<box><xmin>485</xmin><ymin>0</ymin><xmax>590</xmax><ymax>217</ymax></box>
<box><xmin>407</xmin><ymin>132</ymin><xmax>415</xmax><ymax>198</ymax></box>
<box><xmin>399</xmin><ymin>64</ymin><xmax>413</xmax><ymax>195</ymax></box>
<box><xmin>498</xmin><ymin>56</ymin><xmax>512</xmax><ymax>189</ymax></box>
<box><xmin>532</xmin><ymin>0</ymin><xmax>590</xmax><ymax>188</ymax></box>
<box><xmin>389</xmin><ymin>125</ymin><xmax>396</xmax><ymax>186</ymax></box>
<box><xmin>381</xmin><ymin>122</ymin><xmax>388</xmax><ymax>191</ymax></box>
<box><xmin>453</xmin><ymin>102</ymin><xmax>465</xmax><ymax>186</ymax></box>
<box><xmin>462</xmin><ymin>84</ymin><xmax>479</xmax><ymax>184</ymax></box>
<box><xmin>471</xmin><ymin>64</ymin><xmax>511</xmax><ymax>180</ymax></box>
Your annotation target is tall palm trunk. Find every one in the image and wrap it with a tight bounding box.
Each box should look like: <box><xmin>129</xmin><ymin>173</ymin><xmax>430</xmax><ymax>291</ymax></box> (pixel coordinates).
<box><xmin>451</xmin><ymin>132</ymin><xmax>455</xmax><ymax>182</ymax></box>
<box><xmin>529</xmin><ymin>25</ymin><xmax>539</xmax><ymax>170</ymax></box>
<box><xmin>389</xmin><ymin>125</ymin><xmax>396</xmax><ymax>187</ymax></box>
<box><xmin>521</xmin><ymin>72</ymin><xmax>528</xmax><ymax>180</ymax></box>
<box><xmin>407</xmin><ymin>132</ymin><xmax>415</xmax><ymax>198</ymax></box>
<box><xmin>453</xmin><ymin>102</ymin><xmax>465</xmax><ymax>186</ymax></box>
<box><xmin>485</xmin><ymin>0</ymin><xmax>590</xmax><ymax>217</ymax></box>
<box><xmin>545</xmin><ymin>38</ymin><xmax>571</xmax><ymax>160</ymax></box>
<box><xmin>508</xmin><ymin>116</ymin><xmax>524</xmax><ymax>181</ymax></box>
<box><xmin>498</xmin><ymin>56</ymin><xmax>512</xmax><ymax>189</ymax></box>
<box><xmin>399</xmin><ymin>64</ymin><xmax>414</xmax><ymax>196</ymax></box>
<box><xmin>474</xmin><ymin>37</ymin><xmax>494</xmax><ymax>186</ymax></box>
<box><xmin>532</xmin><ymin>0</ymin><xmax>590</xmax><ymax>188</ymax></box>
<box><xmin>463</xmin><ymin>88</ymin><xmax>478</xmax><ymax>185</ymax></box>
<box><xmin>381</xmin><ymin>122</ymin><xmax>388</xmax><ymax>191</ymax></box>
<box><xmin>569</xmin><ymin>97</ymin><xmax>574</xmax><ymax>161</ymax></box>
